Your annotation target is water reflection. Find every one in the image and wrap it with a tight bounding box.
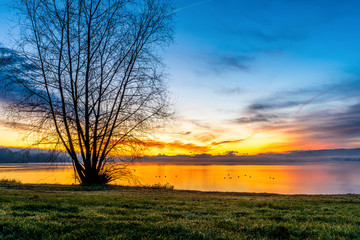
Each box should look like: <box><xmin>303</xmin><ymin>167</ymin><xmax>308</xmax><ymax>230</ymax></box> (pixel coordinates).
<box><xmin>1</xmin><ymin>163</ymin><xmax>360</xmax><ymax>194</ymax></box>
<box><xmin>0</xmin><ymin>163</ymin><xmax>77</xmax><ymax>185</ymax></box>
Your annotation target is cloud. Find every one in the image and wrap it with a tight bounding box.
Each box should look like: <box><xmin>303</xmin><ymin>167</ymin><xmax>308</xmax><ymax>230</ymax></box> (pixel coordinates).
<box><xmin>143</xmin><ymin>136</ymin><xmax>252</xmax><ymax>154</ymax></box>
<box><xmin>198</xmin><ymin>53</ymin><xmax>254</xmax><ymax>75</ymax></box>
<box><xmin>214</xmin><ymin>25</ymin><xmax>307</xmax><ymax>55</ymax></box>
<box><xmin>193</xmin><ymin>132</ymin><xmax>217</xmax><ymax>143</ymax></box>
<box><xmin>247</xmin><ymin>101</ymin><xmax>300</xmax><ymax>112</ymax></box>
<box><xmin>244</xmin><ymin>77</ymin><xmax>360</xmax><ymax>117</ymax></box>
<box><xmin>211</xmin><ymin>138</ymin><xmax>248</xmax><ymax>146</ymax></box>
<box><xmin>215</xmin><ymin>87</ymin><xmax>242</xmax><ymax>95</ymax></box>
<box><xmin>0</xmin><ymin>120</ymin><xmax>29</xmax><ymax>131</ymax></box>
<box><xmin>254</xmin><ymin>100</ymin><xmax>360</xmax><ymax>148</ymax></box>
<box><xmin>169</xmin><ymin>0</ymin><xmax>214</xmax><ymax>14</ymax></box>
<box><xmin>178</xmin><ymin>131</ymin><xmax>191</xmax><ymax>135</ymax></box>
<box><xmin>296</xmin><ymin>103</ymin><xmax>360</xmax><ymax>140</ymax></box>
<box><xmin>187</xmin><ymin>119</ymin><xmax>213</xmax><ymax>130</ymax></box>
<box><xmin>233</xmin><ymin>114</ymin><xmax>279</xmax><ymax>124</ymax></box>
<box><xmin>244</xmin><ymin>28</ymin><xmax>307</xmax><ymax>43</ymax></box>
<box><xmin>145</xmin><ymin>140</ymin><xmax>210</xmax><ymax>153</ymax></box>
<box><xmin>194</xmin><ymin>24</ymin><xmax>308</xmax><ymax>76</ymax></box>
<box><xmin>230</xmin><ymin>77</ymin><xmax>360</xmax><ymax>148</ymax></box>
<box><xmin>215</xmin><ymin>54</ymin><xmax>252</xmax><ymax>71</ymax></box>
<box><xmin>295</xmin><ymin>76</ymin><xmax>359</xmax><ymax>115</ymax></box>
<box><xmin>211</xmin><ymin>54</ymin><xmax>253</xmax><ymax>72</ymax></box>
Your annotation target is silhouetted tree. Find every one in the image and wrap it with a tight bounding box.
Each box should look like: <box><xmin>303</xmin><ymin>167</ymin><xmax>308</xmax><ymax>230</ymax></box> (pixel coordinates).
<box><xmin>0</xmin><ymin>0</ymin><xmax>173</xmax><ymax>184</ymax></box>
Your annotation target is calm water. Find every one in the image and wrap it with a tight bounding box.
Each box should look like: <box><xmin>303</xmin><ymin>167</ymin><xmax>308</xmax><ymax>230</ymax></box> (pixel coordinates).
<box><xmin>1</xmin><ymin>162</ymin><xmax>360</xmax><ymax>194</ymax></box>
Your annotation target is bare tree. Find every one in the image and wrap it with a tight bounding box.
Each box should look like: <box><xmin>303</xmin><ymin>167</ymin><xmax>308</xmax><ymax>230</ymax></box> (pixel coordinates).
<box><xmin>0</xmin><ymin>0</ymin><xmax>173</xmax><ymax>184</ymax></box>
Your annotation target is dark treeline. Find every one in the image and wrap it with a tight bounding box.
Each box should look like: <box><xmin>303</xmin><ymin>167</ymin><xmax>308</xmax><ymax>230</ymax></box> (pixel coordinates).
<box><xmin>142</xmin><ymin>148</ymin><xmax>360</xmax><ymax>165</ymax></box>
<box><xmin>1</xmin><ymin>147</ymin><xmax>360</xmax><ymax>164</ymax></box>
<box><xmin>0</xmin><ymin>147</ymin><xmax>70</xmax><ymax>163</ymax></box>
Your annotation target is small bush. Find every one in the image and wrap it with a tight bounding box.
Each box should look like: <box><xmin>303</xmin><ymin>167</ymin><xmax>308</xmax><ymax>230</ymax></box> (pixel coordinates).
<box><xmin>143</xmin><ymin>183</ymin><xmax>174</xmax><ymax>190</ymax></box>
<box><xmin>0</xmin><ymin>178</ymin><xmax>21</xmax><ymax>184</ymax></box>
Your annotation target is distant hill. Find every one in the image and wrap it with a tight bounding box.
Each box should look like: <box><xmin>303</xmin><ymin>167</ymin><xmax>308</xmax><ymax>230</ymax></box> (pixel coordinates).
<box><xmin>0</xmin><ymin>147</ymin><xmax>70</xmax><ymax>163</ymax></box>
<box><xmin>1</xmin><ymin>146</ymin><xmax>360</xmax><ymax>164</ymax></box>
<box><xmin>142</xmin><ymin>148</ymin><xmax>360</xmax><ymax>165</ymax></box>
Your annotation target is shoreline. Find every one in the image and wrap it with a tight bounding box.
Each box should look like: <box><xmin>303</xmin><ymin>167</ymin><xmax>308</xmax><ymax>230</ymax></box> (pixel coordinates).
<box><xmin>1</xmin><ymin>181</ymin><xmax>359</xmax><ymax>196</ymax></box>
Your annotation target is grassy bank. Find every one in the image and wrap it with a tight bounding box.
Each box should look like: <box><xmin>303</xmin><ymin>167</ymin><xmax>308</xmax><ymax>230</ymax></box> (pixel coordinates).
<box><xmin>0</xmin><ymin>181</ymin><xmax>360</xmax><ymax>239</ymax></box>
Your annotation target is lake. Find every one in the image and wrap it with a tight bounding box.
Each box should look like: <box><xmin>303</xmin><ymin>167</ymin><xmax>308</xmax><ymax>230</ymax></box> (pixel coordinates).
<box><xmin>1</xmin><ymin>162</ymin><xmax>360</xmax><ymax>194</ymax></box>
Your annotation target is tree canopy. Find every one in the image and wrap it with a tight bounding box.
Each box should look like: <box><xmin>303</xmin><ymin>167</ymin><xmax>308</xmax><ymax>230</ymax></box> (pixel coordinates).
<box><xmin>0</xmin><ymin>0</ymin><xmax>174</xmax><ymax>184</ymax></box>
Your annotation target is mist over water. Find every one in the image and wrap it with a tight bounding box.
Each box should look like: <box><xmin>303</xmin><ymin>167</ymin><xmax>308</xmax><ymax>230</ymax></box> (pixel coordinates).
<box><xmin>1</xmin><ymin>162</ymin><xmax>360</xmax><ymax>194</ymax></box>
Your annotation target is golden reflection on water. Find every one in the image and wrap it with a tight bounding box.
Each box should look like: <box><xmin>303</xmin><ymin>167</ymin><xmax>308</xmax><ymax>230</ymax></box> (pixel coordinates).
<box><xmin>1</xmin><ymin>163</ymin><xmax>360</xmax><ymax>194</ymax></box>
<box><xmin>0</xmin><ymin>164</ymin><xmax>77</xmax><ymax>184</ymax></box>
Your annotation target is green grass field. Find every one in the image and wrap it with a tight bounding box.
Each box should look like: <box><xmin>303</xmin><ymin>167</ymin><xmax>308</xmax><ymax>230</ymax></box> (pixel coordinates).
<box><xmin>1</xmin><ymin>180</ymin><xmax>360</xmax><ymax>239</ymax></box>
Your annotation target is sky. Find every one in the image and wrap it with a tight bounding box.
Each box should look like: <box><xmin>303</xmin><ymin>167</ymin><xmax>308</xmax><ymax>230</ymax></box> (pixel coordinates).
<box><xmin>1</xmin><ymin>0</ymin><xmax>360</xmax><ymax>156</ymax></box>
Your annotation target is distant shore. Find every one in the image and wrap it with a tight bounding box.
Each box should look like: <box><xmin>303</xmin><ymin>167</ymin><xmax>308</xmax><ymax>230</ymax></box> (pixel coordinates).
<box><xmin>2</xmin><ymin>146</ymin><xmax>360</xmax><ymax>165</ymax></box>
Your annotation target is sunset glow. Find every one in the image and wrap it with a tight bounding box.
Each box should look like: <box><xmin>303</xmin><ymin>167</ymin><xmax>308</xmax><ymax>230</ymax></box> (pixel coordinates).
<box><xmin>2</xmin><ymin>1</ymin><xmax>360</xmax><ymax>239</ymax></box>
<box><xmin>1</xmin><ymin>0</ymin><xmax>360</xmax><ymax>158</ymax></box>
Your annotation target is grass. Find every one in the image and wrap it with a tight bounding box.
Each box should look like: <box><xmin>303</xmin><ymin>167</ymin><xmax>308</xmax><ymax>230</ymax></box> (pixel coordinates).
<box><xmin>1</xmin><ymin>181</ymin><xmax>360</xmax><ymax>239</ymax></box>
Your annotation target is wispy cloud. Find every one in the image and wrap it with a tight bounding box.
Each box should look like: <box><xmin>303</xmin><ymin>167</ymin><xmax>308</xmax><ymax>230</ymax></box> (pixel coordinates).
<box><xmin>177</xmin><ymin>131</ymin><xmax>191</xmax><ymax>135</ymax></box>
<box><xmin>247</xmin><ymin>101</ymin><xmax>300</xmax><ymax>113</ymax></box>
<box><xmin>236</xmin><ymin>78</ymin><xmax>360</xmax><ymax>148</ymax></box>
<box><xmin>0</xmin><ymin>120</ymin><xmax>29</xmax><ymax>131</ymax></box>
<box><xmin>292</xmin><ymin>103</ymin><xmax>360</xmax><ymax>141</ymax></box>
<box><xmin>244</xmin><ymin>28</ymin><xmax>307</xmax><ymax>43</ymax></box>
<box><xmin>233</xmin><ymin>114</ymin><xmax>279</xmax><ymax>124</ymax></box>
<box><xmin>197</xmin><ymin>53</ymin><xmax>254</xmax><ymax>75</ymax></box>
<box><xmin>145</xmin><ymin>140</ymin><xmax>210</xmax><ymax>153</ymax></box>
<box><xmin>169</xmin><ymin>0</ymin><xmax>214</xmax><ymax>14</ymax></box>
<box><xmin>215</xmin><ymin>87</ymin><xmax>242</xmax><ymax>95</ymax></box>
<box><xmin>208</xmin><ymin>54</ymin><xmax>253</xmax><ymax>73</ymax></box>
<box><xmin>295</xmin><ymin>76</ymin><xmax>359</xmax><ymax>115</ymax></box>
<box><xmin>211</xmin><ymin>138</ymin><xmax>250</xmax><ymax>146</ymax></box>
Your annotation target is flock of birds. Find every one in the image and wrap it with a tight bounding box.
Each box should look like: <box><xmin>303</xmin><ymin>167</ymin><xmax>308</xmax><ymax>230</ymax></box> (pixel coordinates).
<box><xmin>154</xmin><ymin>175</ymin><xmax>177</xmax><ymax>178</ymax></box>
<box><xmin>153</xmin><ymin>173</ymin><xmax>276</xmax><ymax>180</ymax></box>
<box><xmin>223</xmin><ymin>173</ymin><xmax>275</xmax><ymax>180</ymax></box>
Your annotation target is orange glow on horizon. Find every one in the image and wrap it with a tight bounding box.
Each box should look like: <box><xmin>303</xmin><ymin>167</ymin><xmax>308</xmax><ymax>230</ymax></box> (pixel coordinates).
<box><xmin>0</xmin><ymin>127</ymin><xmax>24</xmax><ymax>147</ymax></box>
<box><xmin>0</xmin><ymin>122</ymin><xmax>355</xmax><ymax>157</ymax></box>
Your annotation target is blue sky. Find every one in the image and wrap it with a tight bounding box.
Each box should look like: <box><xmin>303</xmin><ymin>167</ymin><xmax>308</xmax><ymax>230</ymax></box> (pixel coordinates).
<box><xmin>1</xmin><ymin>0</ymin><xmax>360</xmax><ymax>155</ymax></box>
<box><xmin>162</xmin><ymin>0</ymin><xmax>360</xmax><ymax>154</ymax></box>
